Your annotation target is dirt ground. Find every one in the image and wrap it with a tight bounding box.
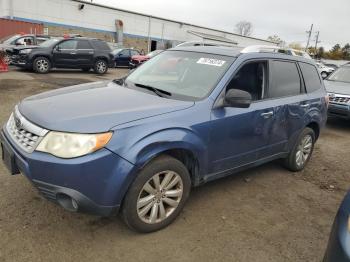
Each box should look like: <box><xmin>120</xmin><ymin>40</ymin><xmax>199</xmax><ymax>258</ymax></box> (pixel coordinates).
<box><xmin>0</xmin><ymin>67</ymin><xmax>349</xmax><ymax>262</ymax></box>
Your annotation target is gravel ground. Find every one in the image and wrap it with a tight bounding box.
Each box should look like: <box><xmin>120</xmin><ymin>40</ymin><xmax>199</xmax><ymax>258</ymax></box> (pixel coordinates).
<box><xmin>0</xmin><ymin>67</ymin><xmax>349</xmax><ymax>262</ymax></box>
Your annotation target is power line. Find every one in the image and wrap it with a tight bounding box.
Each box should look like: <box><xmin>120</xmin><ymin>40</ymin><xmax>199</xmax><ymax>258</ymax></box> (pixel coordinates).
<box><xmin>305</xmin><ymin>24</ymin><xmax>313</xmax><ymax>51</ymax></box>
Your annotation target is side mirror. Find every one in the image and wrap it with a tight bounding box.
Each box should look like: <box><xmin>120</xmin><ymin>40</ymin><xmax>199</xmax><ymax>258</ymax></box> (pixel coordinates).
<box><xmin>224</xmin><ymin>89</ymin><xmax>252</xmax><ymax>108</ymax></box>
<box><xmin>55</xmin><ymin>45</ymin><xmax>61</xmax><ymax>52</ymax></box>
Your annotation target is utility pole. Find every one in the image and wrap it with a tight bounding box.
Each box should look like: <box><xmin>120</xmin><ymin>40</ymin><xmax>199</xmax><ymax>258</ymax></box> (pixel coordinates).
<box><xmin>305</xmin><ymin>24</ymin><xmax>313</xmax><ymax>51</ymax></box>
<box><xmin>314</xmin><ymin>31</ymin><xmax>320</xmax><ymax>58</ymax></box>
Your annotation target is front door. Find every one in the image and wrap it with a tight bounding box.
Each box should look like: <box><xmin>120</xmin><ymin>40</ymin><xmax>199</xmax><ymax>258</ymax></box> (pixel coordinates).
<box><xmin>53</xmin><ymin>40</ymin><xmax>78</xmax><ymax>68</ymax></box>
<box><xmin>208</xmin><ymin>60</ymin><xmax>275</xmax><ymax>175</ymax></box>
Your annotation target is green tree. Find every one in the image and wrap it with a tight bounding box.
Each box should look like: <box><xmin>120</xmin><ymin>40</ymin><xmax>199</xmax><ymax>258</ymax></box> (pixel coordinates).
<box><xmin>342</xmin><ymin>43</ymin><xmax>350</xmax><ymax>60</ymax></box>
<box><xmin>267</xmin><ymin>35</ymin><xmax>285</xmax><ymax>46</ymax></box>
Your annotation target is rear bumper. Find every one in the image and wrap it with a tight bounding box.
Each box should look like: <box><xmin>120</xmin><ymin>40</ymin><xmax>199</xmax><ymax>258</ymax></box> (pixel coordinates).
<box><xmin>1</xmin><ymin>129</ymin><xmax>136</xmax><ymax>216</ymax></box>
<box><xmin>328</xmin><ymin>103</ymin><xmax>350</xmax><ymax>119</ymax></box>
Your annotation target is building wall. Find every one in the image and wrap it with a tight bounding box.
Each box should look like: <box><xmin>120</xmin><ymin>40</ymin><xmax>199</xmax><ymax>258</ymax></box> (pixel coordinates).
<box><xmin>0</xmin><ymin>18</ymin><xmax>43</xmax><ymax>38</ymax></box>
<box><xmin>1</xmin><ymin>0</ymin><xmax>275</xmax><ymax>50</ymax></box>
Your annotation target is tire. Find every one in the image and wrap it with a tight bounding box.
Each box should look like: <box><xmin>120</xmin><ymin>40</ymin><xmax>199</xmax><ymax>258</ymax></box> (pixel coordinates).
<box><xmin>284</xmin><ymin>127</ymin><xmax>315</xmax><ymax>172</ymax></box>
<box><xmin>122</xmin><ymin>155</ymin><xmax>191</xmax><ymax>233</ymax></box>
<box><xmin>81</xmin><ymin>67</ymin><xmax>91</xmax><ymax>72</ymax></box>
<box><xmin>33</xmin><ymin>57</ymin><xmax>51</xmax><ymax>74</ymax></box>
<box><xmin>93</xmin><ymin>59</ymin><xmax>108</xmax><ymax>74</ymax></box>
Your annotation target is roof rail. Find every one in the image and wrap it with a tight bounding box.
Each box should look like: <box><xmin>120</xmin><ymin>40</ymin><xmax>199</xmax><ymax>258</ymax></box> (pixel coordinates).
<box><xmin>240</xmin><ymin>45</ymin><xmax>281</xmax><ymax>54</ymax></box>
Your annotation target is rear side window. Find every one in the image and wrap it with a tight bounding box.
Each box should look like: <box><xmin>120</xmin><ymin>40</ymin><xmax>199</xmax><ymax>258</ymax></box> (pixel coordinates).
<box><xmin>269</xmin><ymin>60</ymin><xmax>301</xmax><ymax>98</ymax></box>
<box><xmin>299</xmin><ymin>62</ymin><xmax>321</xmax><ymax>93</ymax></box>
<box><xmin>91</xmin><ymin>40</ymin><xmax>111</xmax><ymax>51</ymax></box>
<box><xmin>77</xmin><ymin>40</ymin><xmax>92</xmax><ymax>49</ymax></box>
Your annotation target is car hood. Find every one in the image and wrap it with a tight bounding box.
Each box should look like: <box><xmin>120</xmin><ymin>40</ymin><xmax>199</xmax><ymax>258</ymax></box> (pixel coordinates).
<box><xmin>324</xmin><ymin>80</ymin><xmax>350</xmax><ymax>95</ymax></box>
<box><xmin>18</xmin><ymin>81</ymin><xmax>194</xmax><ymax>133</ymax></box>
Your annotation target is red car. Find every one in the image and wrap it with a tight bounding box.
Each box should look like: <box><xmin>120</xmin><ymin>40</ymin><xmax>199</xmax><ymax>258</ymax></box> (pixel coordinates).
<box><xmin>130</xmin><ymin>50</ymin><xmax>163</xmax><ymax>68</ymax></box>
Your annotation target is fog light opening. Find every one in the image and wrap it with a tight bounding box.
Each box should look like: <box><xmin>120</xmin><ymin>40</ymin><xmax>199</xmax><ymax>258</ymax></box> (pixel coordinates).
<box><xmin>56</xmin><ymin>194</ymin><xmax>78</xmax><ymax>212</ymax></box>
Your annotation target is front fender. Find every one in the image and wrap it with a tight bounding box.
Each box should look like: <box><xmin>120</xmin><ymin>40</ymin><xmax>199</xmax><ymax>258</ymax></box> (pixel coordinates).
<box><xmin>107</xmin><ymin>127</ymin><xmax>208</xmax><ymax>177</ymax></box>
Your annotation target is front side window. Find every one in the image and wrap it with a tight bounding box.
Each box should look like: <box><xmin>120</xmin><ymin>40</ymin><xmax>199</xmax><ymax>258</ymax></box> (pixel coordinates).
<box><xmin>299</xmin><ymin>62</ymin><xmax>321</xmax><ymax>93</ymax></box>
<box><xmin>327</xmin><ymin>67</ymin><xmax>350</xmax><ymax>83</ymax></box>
<box><xmin>226</xmin><ymin>61</ymin><xmax>267</xmax><ymax>101</ymax></box>
<box><xmin>57</xmin><ymin>40</ymin><xmax>78</xmax><ymax>50</ymax></box>
<box><xmin>126</xmin><ymin>50</ymin><xmax>235</xmax><ymax>101</ymax></box>
<box><xmin>269</xmin><ymin>60</ymin><xmax>301</xmax><ymax>98</ymax></box>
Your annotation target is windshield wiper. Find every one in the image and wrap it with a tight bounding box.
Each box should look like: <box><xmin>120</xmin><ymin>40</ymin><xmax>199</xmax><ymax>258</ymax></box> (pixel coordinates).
<box><xmin>134</xmin><ymin>83</ymin><xmax>172</xmax><ymax>97</ymax></box>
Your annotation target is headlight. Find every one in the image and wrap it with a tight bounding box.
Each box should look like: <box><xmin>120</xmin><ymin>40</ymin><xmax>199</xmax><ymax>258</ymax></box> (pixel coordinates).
<box><xmin>19</xmin><ymin>49</ymin><xmax>32</xmax><ymax>54</ymax></box>
<box><xmin>36</xmin><ymin>131</ymin><xmax>112</xmax><ymax>158</ymax></box>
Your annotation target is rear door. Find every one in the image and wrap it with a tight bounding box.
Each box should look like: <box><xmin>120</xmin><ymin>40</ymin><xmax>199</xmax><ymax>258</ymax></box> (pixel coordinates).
<box><xmin>264</xmin><ymin>59</ymin><xmax>309</xmax><ymax>156</ymax></box>
<box><xmin>76</xmin><ymin>40</ymin><xmax>94</xmax><ymax>67</ymax></box>
<box><xmin>53</xmin><ymin>40</ymin><xmax>78</xmax><ymax>67</ymax></box>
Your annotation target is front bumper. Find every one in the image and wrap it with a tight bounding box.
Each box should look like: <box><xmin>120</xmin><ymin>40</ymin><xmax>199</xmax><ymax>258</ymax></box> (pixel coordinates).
<box><xmin>1</xmin><ymin>129</ymin><xmax>136</xmax><ymax>216</ymax></box>
<box><xmin>328</xmin><ymin>103</ymin><xmax>350</xmax><ymax>119</ymax></box>
<box><xmin>11</xmin><ymin>54</ymin><xmax>31</xmax><ymax>68</ymax></box>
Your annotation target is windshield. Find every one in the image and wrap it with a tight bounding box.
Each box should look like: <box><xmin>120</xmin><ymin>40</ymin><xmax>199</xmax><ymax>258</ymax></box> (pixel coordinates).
<box><xmin>125</xmin><ymin>50</ymin><xmax>235</xmax><ymax>101</ymax></box>
<box><xmin>39</xmin><ymin>38</ymin><xmax>60</xmax><ymax>47</ymax></box>
<box><xmin>327</xmin><ymin>67</ymin><xmax>350</xmax><ymax>83</ymax></box>
<box><xmin>0</xmin><ymin>34</ymin><xmax>20</xmax><ymax>44</ymax></box>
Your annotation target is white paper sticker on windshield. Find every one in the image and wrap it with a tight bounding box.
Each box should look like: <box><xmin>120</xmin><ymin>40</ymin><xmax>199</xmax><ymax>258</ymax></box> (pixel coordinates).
<box><xmin>197</xmin><ymin>58</ymin><xmax>226</xmax><ymax>67</ymax></box>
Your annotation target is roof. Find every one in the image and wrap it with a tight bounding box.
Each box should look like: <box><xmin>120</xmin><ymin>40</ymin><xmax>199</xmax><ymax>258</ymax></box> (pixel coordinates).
<box><xmin>72</xmin><ymin>0</ymin><xmax>275</xmax><ymax>44</ymax></box>
<box><xmin>170</xmin><ymin>46</ymin><xmax>318</xmax><ymax>64</ymax></box>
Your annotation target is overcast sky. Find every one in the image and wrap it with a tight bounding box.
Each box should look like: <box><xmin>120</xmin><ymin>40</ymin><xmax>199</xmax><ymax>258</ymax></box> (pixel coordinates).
<box><xmin>94</xmin><ymin>0</ymin><xmax>349</xmax><ymax>50</ymax></box>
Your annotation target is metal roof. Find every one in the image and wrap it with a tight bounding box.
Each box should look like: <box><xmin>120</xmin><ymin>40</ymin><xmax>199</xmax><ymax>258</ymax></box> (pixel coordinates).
<box><xmin>187</xmin><ymin>30</ymin><xmax>238</xmax><ymax>45</ymax></box>
<box><xmin>72</xmin><ymin>0</ymin><xmax>275</xmax><ymax>44</ymax></box>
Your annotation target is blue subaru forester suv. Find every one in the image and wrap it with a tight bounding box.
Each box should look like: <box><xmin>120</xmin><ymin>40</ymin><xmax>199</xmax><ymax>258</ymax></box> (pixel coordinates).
<box><xmin>1</xmin><ymin>46</ymin><xmax>328</xmax><ymax>232</ymax></box>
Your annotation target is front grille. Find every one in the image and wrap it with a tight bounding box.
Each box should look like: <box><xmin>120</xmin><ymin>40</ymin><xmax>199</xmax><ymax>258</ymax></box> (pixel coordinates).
<box><xmin>6</xmin><ymin>106</ymin><xmax>48</xmax><ymax>153</ymax></box>
<box><xmin>329</xmin><ymin>94</ymin><xmax>350</xmax><ymax>104</ymax></box>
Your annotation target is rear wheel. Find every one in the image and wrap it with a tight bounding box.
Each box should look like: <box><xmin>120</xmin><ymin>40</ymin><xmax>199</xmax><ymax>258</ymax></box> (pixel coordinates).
<box><xmin>93</xmin><ymin>59</ymin><xmax>108</xmax><ymax>74</ymax></box>
<box><xmin>122</xmin><ymin>155</ymin><xmax>191</xmax><ymax>233</ymax></box>
<box><xmin>33</xmin><ymin>57</ymin><xmax>51</xmax><ymax>74</ymax></box>
<box><xmin>284</xmin><ymin>127</ymin><xmax>315</xmax><ymax>172</ymax></box>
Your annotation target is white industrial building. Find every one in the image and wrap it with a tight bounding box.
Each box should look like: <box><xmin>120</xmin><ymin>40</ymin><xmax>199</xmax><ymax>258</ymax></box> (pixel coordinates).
<box><xmin>0</xmin><ymin>0</ymin><xmax>275</xmax><ymax>52</ymax></box>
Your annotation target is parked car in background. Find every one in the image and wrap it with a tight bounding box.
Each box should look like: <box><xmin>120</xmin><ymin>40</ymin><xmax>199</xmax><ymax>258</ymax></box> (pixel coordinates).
<box><xmin>324</xmin><ymin>65</ymin><xmax>350</xmax><ymax>119</ymax></box>
<box><xmin>316</xmin><ymin>62</ymin><xmax>335</xmax><ymax>79</ymax></box>
<box><xmin>130</xmin><ymin>49</ymin><xmax>163</xmax><ymax>68</ymax></box>
<box><xmin>11</xmin><ymin>37</ymin><xmax>114</xmax><ymax>74</ymax></box>
<box><xmin>322</xmin><ymin>63</ymin><xmax>339</xmax><ymax>71</ymax></box>
<box><xmin>0</xmin><ymin>34</ymin><xmax>51</xmax><ymax>64</ymax></box>
<box><xmin>323</xmin><ymin>190</ymin><xmax>350</xmax><ymax>261</ymax></box>
<box><xmin>112</xmin><ymin>48</ymin><xmax>141</xmax><ymax>68</ymax></box>
<box><xmin>1</xmin><ymin>46</ymin><xmax>327</xmax><ymax>232</ymax></box>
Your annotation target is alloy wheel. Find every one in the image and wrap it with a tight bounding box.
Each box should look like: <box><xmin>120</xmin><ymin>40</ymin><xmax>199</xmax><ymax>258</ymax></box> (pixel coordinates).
<box><xmin>137</xmin><ymin>171</ymin><xmax>183</xmax><ymax>224</ymax></box>
<box><xmin>295</xmin><ymin>134</ymin><xmax>313</xmax><ymax>167</ymax></box>
<box><xmin>97</xmin><ymin>61</ymin><xmax>106</xmax><ymax>73</ymax></box>
<box><xmin>36</xmin><ymin>59</ymin><xmax>49</xmax><ymax>72</ymax></box>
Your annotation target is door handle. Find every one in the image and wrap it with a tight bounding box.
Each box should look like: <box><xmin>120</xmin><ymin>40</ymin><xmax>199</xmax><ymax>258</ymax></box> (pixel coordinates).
<box><xmin>88</xmin><ymin>51</ymin><xmax>94</xmax><ymax>54</ymax></box>
<box><xmin>261</xmin><ymin>111</ymin><xmax>274</xmax><ymax>118</ymax></box>
<box><xmin>70</xmin><ymin>52</ymin><xmax>77</xmax><ymax>55</ymax></box>
<box><xmin>300</xmin><ymin>103</ymin><xmax>310</xmax><ymax>108</ymax></box>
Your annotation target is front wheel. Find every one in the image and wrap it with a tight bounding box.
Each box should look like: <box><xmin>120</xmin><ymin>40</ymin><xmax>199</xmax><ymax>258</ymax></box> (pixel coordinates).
<box><xmin>33</xmin><ymin>57</ymin><xmax>51</xmax><ymax>74</ymax></box>
<box><xmin>284</xmin><ymin>127</ymin><xmax>315</xmax><ymax>172</ymax></box>
<box><xmin>93</xmin><ymin>59</ymin><xmax>108</xmax><ymax>74</ymax></box>
<box><xmin>122</xmin><ymin>155</ymin><xmax>191</xmax><ymax>233</ymax></box>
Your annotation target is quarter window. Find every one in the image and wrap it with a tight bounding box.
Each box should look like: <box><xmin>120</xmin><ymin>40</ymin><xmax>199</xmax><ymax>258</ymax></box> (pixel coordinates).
<box><xmin>299</xmin><ymin>62</ymin><xmax>321</xmax><ymax>93</ymax></box>
<box><xmin>269</xmin><ymin>60</ymin><xmax>301</xmax><ymax>98</ymax></box>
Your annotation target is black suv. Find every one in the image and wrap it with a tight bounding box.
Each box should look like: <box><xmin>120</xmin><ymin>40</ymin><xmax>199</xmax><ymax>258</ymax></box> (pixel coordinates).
<box><xmin>11</xmin><ymin>37</ymin><xmax>114</xmax><ymax>74</ymax></box>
